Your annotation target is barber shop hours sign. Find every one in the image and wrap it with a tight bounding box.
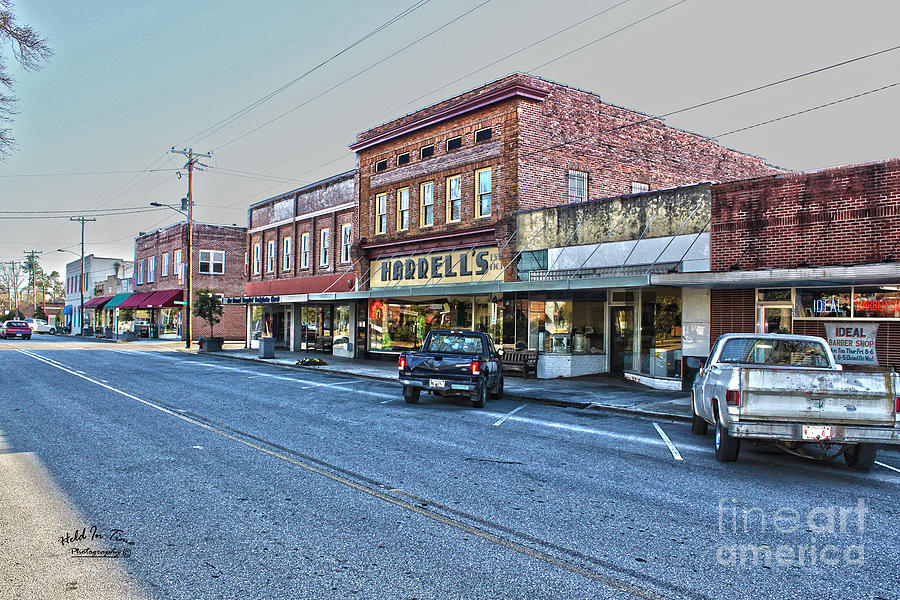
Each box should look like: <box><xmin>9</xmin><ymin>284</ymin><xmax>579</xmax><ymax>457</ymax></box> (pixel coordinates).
<box><xmin>824</xmin><ymin>323</ymin><xmax>879</xmax><ymax>366</ymax></box>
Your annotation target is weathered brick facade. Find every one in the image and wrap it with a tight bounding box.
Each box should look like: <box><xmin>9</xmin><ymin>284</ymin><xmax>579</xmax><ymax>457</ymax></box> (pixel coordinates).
<box><xmin>246</xmin><ymin>170</ymin><xmax>358</xmax><ymax>295</ymax></box>
<box><xmin>134</xmin><ymin>222</ymin><xmax>247</xmax><ymax>340</ymax></box>
<box><xmin>351</xmin><ymin>73</ymin><xmax>781</xmax><ymax>285</ymax></box>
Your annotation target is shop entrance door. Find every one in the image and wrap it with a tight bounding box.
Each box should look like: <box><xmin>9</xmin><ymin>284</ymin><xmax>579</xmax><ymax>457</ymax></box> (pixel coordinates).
<box><xmin>610</xmin><ymin>307</ymin><xmax>634</xmax><ymax>374</ymax></box>
<box><xmin>757</xmin><ymin>306</ymin><xmax>792</xmax><ymax>334</ymax></box>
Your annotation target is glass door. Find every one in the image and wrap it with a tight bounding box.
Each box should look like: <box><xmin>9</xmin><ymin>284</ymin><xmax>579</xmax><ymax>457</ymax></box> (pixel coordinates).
<box><xmin>610</xmin><ymin>307</ymin><xmax>635</xmax><ymax>373</ymax></box>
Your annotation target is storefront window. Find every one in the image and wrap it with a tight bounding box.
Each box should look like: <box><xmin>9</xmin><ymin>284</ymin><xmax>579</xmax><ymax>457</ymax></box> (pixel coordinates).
<box><xmin>639</xmin><ymin>289</ymin><xmax>682</xmax><ymax>379</ymax></box>
<box><xmin>334</xmin><ymin>304</ymin><xmax>352</xmax><ymax>352</ymax></box>
<box><xmin>474</xmin><ymin>298</ymin><xmax>503</xmax><ymax>347</ymax></box>
<box><xmin>795</xmin><ymin>288</ymin><xmax>852</xmax><ymax>319</ymax></box>
<box><xmin>572</xmin><ymin>299</ymin><xmax>606</xmax><ymax>354</ymax></box>
<box><xmin>853</xmin><ymin>286</ymin><xmax>900</xmax><ymax>318</ymax></box>
<box><xmin>528</xmin><ymin>299</ymin><xmax>545</xmax><ymax>351</ymax></box>
<box><xmin>758</xmin><ymin>289</ymin><xmax>792</xmax><ymax>302</ymax></box>
<box><xmin>159</xmin><ymin>307</ymin><xmax>182</xmax><ymax>338</ymax></box>
<box><xmin>544</xmin><ymin>301</ymin><xmax>572</xmax><ymax>353</ymax></box>
<box><xmin>118</xmin><ymin>309</ymin><xmax>134</xmax><ymax>335</ymax></box>
<box><xmin>368</xmin><ymin>297</ymin><xmax>476</xmax><ymax>352</ymax></box>
<box><xmin>251</xmin><ymin>306</ymin><xmax>265</xmax><ymax>340</ymax></box>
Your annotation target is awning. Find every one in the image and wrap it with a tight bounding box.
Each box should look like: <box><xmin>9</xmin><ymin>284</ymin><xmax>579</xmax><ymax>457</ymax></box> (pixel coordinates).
<box><xmin>83</xmin><ymin>296</ymin><xmax>112</xmax><ymax>309</ymax></box>
<box><xmin>117</xmin><ymin>291</ymin><xmax>155</xmax><ymax>310</ymax></box>
<box><xmin>651</xmin><ymin>262</ymin><xmax>900</xmax><ymax>289</ymax></box>
<box><xmin>144</xmin><ymin>289</ymin><xmax>183</xmax><ymax>308</ymax></box>
<box><xmin>103</xmin><ymin>292</ymin><xmax>133</xmax><ymax>310</ymax></box>
<box><xmin>61</xmin><ymin>305</ymin><xmax>73</xmax><ymax>315</ymax></box>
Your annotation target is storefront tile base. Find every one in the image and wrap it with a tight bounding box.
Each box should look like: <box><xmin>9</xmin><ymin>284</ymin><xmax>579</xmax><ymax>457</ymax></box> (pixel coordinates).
<box><xmin>624</xmin><ymin>371</ymin><xmax>683</xmax><ymax>391</ymax></box>
<box><xmin>537</xmin><ymin>353</ymin><xmax>607</xmax><ymax>378</ymax></box>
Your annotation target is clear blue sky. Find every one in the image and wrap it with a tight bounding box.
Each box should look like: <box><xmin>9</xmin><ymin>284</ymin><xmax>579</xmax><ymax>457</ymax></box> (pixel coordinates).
<box><xmin>2</xmin><ymin>0</ymin><xmax>898</xmax><ymax>276</ymax></box>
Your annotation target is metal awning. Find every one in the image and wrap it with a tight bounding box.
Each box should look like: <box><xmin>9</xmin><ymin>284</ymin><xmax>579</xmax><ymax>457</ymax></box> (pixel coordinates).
<box><xmin>651</xmin><ymin>263</ymin><xmax>900</xmax><ymax>289</ymax></box>
<box><xmin>103</xmin><ymin>292</ymin><xmax>133</xmax><ymax>310</ymax></box>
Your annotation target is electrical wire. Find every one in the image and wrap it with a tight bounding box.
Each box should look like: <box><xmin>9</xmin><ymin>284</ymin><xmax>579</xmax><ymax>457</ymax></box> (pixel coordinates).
<box><xmin>0</xmin><ymin>208</ymin><xmax>170</xmax><ymax>220</ymax></box>
<box><xmin>0</xmin><ymin>168</ymin><xmax>177</xmax><ymax>178</ymax></box>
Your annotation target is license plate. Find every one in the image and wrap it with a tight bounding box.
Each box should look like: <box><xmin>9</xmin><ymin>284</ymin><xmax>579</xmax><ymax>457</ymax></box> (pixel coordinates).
<box><xmin>802</xmin><ymin>425</ymin><xmax>832</xmax><ymax>441</ymax></box>
<box><xmin>429</xmin><ymin>379</ymin><xmax>446</xmax><ymax>389</ymax></box>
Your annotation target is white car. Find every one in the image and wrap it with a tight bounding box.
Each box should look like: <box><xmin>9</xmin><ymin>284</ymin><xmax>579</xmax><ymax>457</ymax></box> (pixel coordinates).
<box><xmin>24</xmin><ymin>318</ymin><xmax>56</xmax><ymax>334</ymax></box>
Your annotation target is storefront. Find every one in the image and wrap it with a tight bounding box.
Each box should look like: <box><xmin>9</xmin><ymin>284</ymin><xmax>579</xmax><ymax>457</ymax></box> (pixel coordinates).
<box><xmin>102</xmin><ymin>292</ymin><xmax>134</xmax><ymax>338</ymax></box>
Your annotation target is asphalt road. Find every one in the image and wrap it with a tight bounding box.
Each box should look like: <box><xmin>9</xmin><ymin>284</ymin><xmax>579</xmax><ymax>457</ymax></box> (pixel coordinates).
<box><xmin>1</xmin><ymin>336</ymin><xmax>898</xmax><ymax>600</ymax></box>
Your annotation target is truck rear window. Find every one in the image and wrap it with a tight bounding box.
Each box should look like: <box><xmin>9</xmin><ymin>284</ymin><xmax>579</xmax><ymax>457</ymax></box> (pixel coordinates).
<box><xmin>425</xmin><ymin>333</ymin><xmax>485</xmax><ymax>355</ymax></box>
<box><xmin>719</xmin><ymin>338</ymin><xmax>830</xmax><ymax>367</ymax></box>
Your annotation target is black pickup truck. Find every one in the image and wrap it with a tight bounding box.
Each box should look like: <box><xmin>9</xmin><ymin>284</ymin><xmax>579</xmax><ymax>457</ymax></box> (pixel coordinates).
<box><xmin>398</xmin><ymin>329</ymin><xmax>504</xmax><ymax>407</ymax></box>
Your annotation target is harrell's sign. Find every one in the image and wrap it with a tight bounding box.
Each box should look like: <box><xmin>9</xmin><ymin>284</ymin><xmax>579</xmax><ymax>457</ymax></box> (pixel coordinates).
<box><xmin>370</xmin><ymin>247</ymin><xmax>504</xmax><ymax>288</ymax></box>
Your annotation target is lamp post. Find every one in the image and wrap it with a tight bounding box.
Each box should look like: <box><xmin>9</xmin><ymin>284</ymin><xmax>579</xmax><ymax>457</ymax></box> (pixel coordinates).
<box><xmin>150</xmin><ymin>200</ymin><xmax>192</xmax><ymax>348</ymax></box>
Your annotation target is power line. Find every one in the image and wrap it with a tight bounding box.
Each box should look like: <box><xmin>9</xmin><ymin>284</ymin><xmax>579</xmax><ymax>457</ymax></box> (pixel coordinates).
<box><xmin>0</xmin><ymin>205</ymin><xmax>176</xmax><ymax>214</ymax></box>
<box><xmin>0</xmin><ymin>208</ymin><xmax>169</xmax><ymax>220</ymax></box>
<box><xmin>0</xmin><ymin>168</ymin><xmax>177</xmax><ymax>178</ymax></box>
<box><xmin>715</xmin><ymin>81</ymin><xmax>900</xmax><ymax>138</ymax></box>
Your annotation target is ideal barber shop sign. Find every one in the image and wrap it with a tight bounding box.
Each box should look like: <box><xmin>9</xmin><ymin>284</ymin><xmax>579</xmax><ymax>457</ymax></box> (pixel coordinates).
<box><xmin>370</xmin><ymin>247</ymin><xmax>504</xmax><ymax>288</ymax></box>
<box><xmin>824</xmin><ymin>322</ymin><xmax>879</xmax><ymax>366</ymax></box>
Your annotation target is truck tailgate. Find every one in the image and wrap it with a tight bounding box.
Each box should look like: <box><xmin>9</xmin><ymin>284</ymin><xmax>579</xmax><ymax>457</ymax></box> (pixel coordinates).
<box><xmin>409</xmin><ymin>354</ymin><xmax>474</xmax><ymax>377</ymax></box>
<box><xmin>739</xmin><ymin>368</ymin><xmax>896</xmax><ymax>425</ymax></box>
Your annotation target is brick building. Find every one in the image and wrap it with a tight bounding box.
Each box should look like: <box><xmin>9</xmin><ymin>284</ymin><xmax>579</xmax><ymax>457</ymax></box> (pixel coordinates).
<box><xmin>234</xmin><ymin>171</ymin><xmax>359</xmax><ymax>355</ymax></box>
<box><xmin>124</xmin><ymin>222</ymin><xmax>247</xmax><ymax>341</ymax></box>
<box><xmin>655</xmin><ymin>158</ymin><xmax>900</xmax><ymax>375</ymax></box>
<box><xmin>345</xmin><ymin>73</ymin><xmax>781</xmax><ymax>363</ymax></box>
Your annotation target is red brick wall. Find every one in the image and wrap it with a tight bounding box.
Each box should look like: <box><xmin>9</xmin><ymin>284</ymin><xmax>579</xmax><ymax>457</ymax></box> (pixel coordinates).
<box><xmin>134</xmin><ymin>222</ymin><xmax>247</xmax><ymax>340</ymax></box>
<box><xmin>711</xmin><ymin>159</ymin><xmax>900</xmax><ymax>271</ymax></box>
<box><xmin>709</xmin><ymin>289</ymin><xmax>756</xmax><ymax>344</ymax></box>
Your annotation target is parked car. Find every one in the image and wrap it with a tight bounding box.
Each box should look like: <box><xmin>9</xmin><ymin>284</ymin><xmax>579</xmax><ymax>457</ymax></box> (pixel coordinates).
<box><xmin>1</xmin><ymin>320</ymin><xmax>33</xmax><ymax>339</ymax></box>
<box><xmin>690</xmin><ymin>333</ymin><xmax>900</xmax><ymax>471</ymax></box>
<box><xmin>398</xmin><ymin>329</ymin><xmax>503</xmax><ymax>407</ymax></box>
<box><xmin>24</xmin><ymin>318</ymin><xmax>56</xmax><ymax>334</ymax></box>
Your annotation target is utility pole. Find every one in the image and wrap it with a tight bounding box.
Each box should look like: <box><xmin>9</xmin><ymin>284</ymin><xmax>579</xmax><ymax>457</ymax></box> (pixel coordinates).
<box><xmin>23</xmin><ymin>250</ymin><xmax>42</xmax><ymax>317</ymax></box>
<box><xmin>171</xmin><ymin>147</ymin><xmax>212</xmax><ymax>349</ymax></box>
<box><xmin>70</xmin><ymin>218</ymin><xmax>96</xmax><ymax>335</ymax></box>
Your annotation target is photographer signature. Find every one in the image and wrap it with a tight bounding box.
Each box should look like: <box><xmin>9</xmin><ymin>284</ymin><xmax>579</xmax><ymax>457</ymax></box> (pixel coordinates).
<box><xmin>59</xmin><ymin>525</ymin><xmax>135</xmax><ymax>559</ymax></box>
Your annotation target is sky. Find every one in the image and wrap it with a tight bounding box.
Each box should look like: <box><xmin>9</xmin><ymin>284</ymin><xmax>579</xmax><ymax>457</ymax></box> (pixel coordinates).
<box><xmin>1</xmin><ymin>0</ymin><xmax>898</xmax><ymax>278</ymax></box>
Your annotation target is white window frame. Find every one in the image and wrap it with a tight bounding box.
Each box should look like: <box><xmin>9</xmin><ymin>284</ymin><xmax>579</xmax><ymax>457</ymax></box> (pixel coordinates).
<box><xmin>200</xmin><ymin>250</ymin><xmax>225</xmax><ymax>275</ymax></box>
<box><xmin>162</xmin><ymin>252</ymin><xmax>169</xmax><ymax>277</ymax></box>
<box><xmin>138</xmin><ymin>260</ymin><xmax>144</xmax><ymax>285</ymax></box>
<box><xmin>340</xmin><ymin>223</ymin><xmax>352</xmax><ymax>264</ymax></box>
<box><xmin>475</xmin><ymin>167</ymin><xmax>492</xmax><ymax>218</ymax></box>
<box><xmin>283</xmin><ymin>237</ymin><xmax>292</xmax><ymax>271</ymax></box>
<box><xmin>420</xmin><ymin>181</ymin><xmax>434</xmax><ymax>227</ymax></box>
<box><xmin>446</xmin><ymin>175</ymin><xmax>461</xmax><ymax>223</ymax></box>
<box><xmin>568</xmin><ymin>170</ymin><xmax>588</xmax><ymax>203</ymax></box>
<box><xmin>631</xmin><ymin>181</ymin><xmax>650</xmax><ymax>194</ymax></box>
<box><xmin>266</xmin><ymin>240</ymin><xmax>275</xmax><ymax>273</ymax></box>
<box><xmin>320</xmin><ymin>229</ymin><xmax>330</xmax><ymax>267</ymax></box>
<box><xmin>253</xmin><ymin>244</ymin><xmax>260</xmax><ymax>274</ymax></box>
<box><xmin>396</xmin><ymin>187</ymin><xmax>410</xmax><ymax>231</ymax></box>
<box><xmin>375</xmin><ymin>193</ymin><xmax>387</xmax><ymax>234</ymax></box>
<box><xmin>148</xmin><ymin>256</ymin><xmax>155</xmax><ymax>283</ymax></box>
<box><xmin>300</xmin><ymin>233</ymin><xmax>310</xmax><ymax>269</ymax></box>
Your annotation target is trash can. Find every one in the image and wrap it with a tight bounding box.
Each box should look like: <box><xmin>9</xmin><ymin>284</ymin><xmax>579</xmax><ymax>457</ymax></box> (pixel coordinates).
<box><xmin>259</xmin><ymin>336</ymin><xmax>275</xmax><ymax>359</ymax></box>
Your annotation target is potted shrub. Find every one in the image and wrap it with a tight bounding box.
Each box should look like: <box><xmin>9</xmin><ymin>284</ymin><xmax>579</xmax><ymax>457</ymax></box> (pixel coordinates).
<box><xmin>194</xmin><ymin>288</ymin><xmax>224</xmax><ymax>352</ymax></box>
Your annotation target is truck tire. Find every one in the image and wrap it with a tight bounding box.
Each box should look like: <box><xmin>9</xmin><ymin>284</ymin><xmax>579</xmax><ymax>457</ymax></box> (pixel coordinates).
<box><xmin>403</xmin><ymin>386</ymin><xmax>420</xmax><ymax>404</ymax></box>
<box><xmin>490</xmin><ymin>377</ymin><xmax>504</xmax><ymax>399</ymax></box>
<box><xmin>714</xmin><ymin>411</ymin><xmax>740</xmax><ymax>462</ymax></box>
<box><xmin>844</xmin><ymin>444</ymin><xmax>877</xmax><ymax>471</ymax></box>
<box><xmin>472</xmin><ymin>384</ymin><xmax>488</xmax><ymax>408</ymax></box>
<box><xmin>690</xmin><ymin>395</ymin><xmax>708</xmax><ymax>435</ymax></box>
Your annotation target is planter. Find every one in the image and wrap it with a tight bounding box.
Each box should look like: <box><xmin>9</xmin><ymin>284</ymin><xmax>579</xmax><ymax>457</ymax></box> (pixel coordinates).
<box><xmin>200</xmin><ymin>337</ymin><xmax>224</xmax><ymax>352</ymax></box>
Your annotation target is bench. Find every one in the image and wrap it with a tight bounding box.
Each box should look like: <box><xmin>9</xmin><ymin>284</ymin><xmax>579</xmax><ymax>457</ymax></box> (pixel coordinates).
<box><xmin>502</xmin><ymin>350</ymin><xmax>538</xmax><ymax>379</ymax></box>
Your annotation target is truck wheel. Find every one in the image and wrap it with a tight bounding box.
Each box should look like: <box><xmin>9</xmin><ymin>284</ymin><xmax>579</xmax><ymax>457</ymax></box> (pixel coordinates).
<box><xmin>472</xmin><ymin>384</ymin><xmax>488</xmax><ymax>408</ymax></box>
<box><xmin>490</xmin><ymin>377</ymin><xmax>504</xmax><ymax>399</ymax></box>
<box><xmin>714</xmin><ymin>411</ymin><xmax>740</xmax><ymax>462</ymax></box>
<box><xmin>690</xmin><ymin>396</ymin><xmax>708</xmax><ymax>435</ymax></box>
<box><xmin>403</xmin><ymin>386</ymin><xmax>420</xmax><ymax>404</ymax></box>
<box><xmin>844</xmin><ymin>444</ymin><xmax>877</xmax><ymax>471</ymax></box>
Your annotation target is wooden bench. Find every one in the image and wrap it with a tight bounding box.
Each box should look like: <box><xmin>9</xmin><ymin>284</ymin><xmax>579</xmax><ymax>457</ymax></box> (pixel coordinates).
<box><xmin>502</xmin><ymin>350</ymin><xmax>538</xmax><ymax>379</ymax></box>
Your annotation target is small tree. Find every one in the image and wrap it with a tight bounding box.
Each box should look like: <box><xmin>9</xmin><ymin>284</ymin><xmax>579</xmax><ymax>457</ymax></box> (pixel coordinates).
<box><xmin>33</xmin><ymin>305</ymin><xmax>47</xmax><ymax>321</ymax></box>
<box><xmin>193</xmin><ymin>288</ymin><xmax>223</xmax><ymax>338</ymax></box>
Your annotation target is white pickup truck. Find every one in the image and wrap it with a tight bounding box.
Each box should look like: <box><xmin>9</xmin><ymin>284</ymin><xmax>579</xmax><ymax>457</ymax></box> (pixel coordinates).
<box><xmin>690</xmin><ymin>333</ymin><xmax>900</xmax><ymax>471</ymax></box>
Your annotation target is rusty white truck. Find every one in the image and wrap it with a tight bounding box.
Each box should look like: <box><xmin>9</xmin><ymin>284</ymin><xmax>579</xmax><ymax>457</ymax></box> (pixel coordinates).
<box><xmin>690</xmin><ymin>333</ymin><xmax>900</xmax><ymax>471</ymax></box>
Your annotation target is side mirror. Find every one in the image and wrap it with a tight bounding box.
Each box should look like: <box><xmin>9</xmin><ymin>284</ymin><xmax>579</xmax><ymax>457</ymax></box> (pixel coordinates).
<box><xmin>685</xmin><ymin>357</ymin><xmax>704</xmax><ymax>370</ymax></box>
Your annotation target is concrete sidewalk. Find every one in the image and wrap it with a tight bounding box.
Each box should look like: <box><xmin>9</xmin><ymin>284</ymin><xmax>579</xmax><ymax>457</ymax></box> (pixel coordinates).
<box><xmin>201</xmin><ymin>346</ymin><xmax>692</xmax><ymax>422</ymax></box>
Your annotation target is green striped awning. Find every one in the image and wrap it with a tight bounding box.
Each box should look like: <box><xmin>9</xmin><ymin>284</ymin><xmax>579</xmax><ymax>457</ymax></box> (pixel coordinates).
<box><xmin>103</xmin><ymin>292</ymin><xmax>133</xmax><ymax>309</ymax></box>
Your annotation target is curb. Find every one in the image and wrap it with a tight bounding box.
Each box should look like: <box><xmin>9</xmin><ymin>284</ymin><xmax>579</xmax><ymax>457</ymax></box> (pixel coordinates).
<box><xmin>200</xmin><ymin>350</ymin><xmax>693</xmax><ymax>422</ymax></box>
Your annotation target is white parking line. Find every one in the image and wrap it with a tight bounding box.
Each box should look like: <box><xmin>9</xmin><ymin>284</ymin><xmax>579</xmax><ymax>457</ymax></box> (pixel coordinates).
<box><xmin>875</xmin><ymin>460</ymin><xmax>900</xmax><ymax>474</ymax></box>
<box><xmin>492</xmin><ymin>404</ymin><xmax>526</xmax><ymax>427</ymax></box>
<box><xmin>652</xmin><ymin>422</ymin><xmax>684</xmax><ymax>461</ymax></box>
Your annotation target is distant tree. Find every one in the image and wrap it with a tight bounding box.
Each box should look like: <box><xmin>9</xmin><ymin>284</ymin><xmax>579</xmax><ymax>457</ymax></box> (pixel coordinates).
<box><xmin>33</xmin><ymin>305</ymin><xmax>46</xmax><ymax>321</ymax></box>
<box><xmin>193</xmin><ymin>288</ymin><xmax>223</xmax><ymax>338</ymax></box>
<box><xmin>1</xmin><ymin>1</ymin><xmax>53</xmax><ymax>158</ymax></box>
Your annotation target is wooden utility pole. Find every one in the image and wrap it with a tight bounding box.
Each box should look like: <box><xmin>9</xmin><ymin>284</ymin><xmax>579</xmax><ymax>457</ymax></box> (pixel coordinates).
<box><xmin>171</xmin><ymin>147</ymin><xmax>212</xmax><ymax>349</ymax></box>
<box><xmin>69</xmin><ymin>218</ymin><xmax>96</xmax><ymax>334</ymax></box>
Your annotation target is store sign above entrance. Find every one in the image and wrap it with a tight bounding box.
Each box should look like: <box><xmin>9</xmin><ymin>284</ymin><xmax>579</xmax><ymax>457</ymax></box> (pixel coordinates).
<box><xmin>823</xmin><ymin>322</ymin><xmax>878</xmax><ymax>366</ymax></box>
<box><xmin>225</xmin><ymin>296</ymin><xmax>281</xmax><ymax>305</ymax></box>
<box><xmin>370</xmin><ymin>247</ymin><xmax>504</xmax><ymax>288</ymax></box>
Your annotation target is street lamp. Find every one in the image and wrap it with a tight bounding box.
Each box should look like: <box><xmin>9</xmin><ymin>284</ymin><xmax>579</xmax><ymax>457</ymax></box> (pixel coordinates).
<box><xmin>150</xmin><ymin>200</ymin><xmax>192</xmax><ymax>349</ymax></box>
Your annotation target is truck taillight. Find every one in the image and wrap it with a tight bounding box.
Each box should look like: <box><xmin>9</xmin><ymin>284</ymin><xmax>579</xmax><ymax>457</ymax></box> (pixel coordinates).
<box><xmin>896</xmin><ymin>396</ymin><xmax>900</xmax><ymax>413</ymax></box>
<box><xmin>726</xmin><ymin>390</ymin><xmax>741</xmax><ymax>407</ymax></box>
<box><xmin>398</xmin><ymin>355</ymin><xmax>407</xmax><ymax>371</ymax></box>
<box><xmin>471</xmin><ymin>359</ymin><xmax>481</xmax><ymax>375</ymax></box>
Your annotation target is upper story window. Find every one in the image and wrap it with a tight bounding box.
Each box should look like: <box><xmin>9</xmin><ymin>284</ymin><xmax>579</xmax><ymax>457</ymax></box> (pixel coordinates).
<box><xmin>300</xmin><ymin>233</ymin><xmax>310</xmax><ymax>269</ymax></box>
<box><xmin>174</xmin><ymin>249</ymin><xmax>183</xmax><ymax>280</ymax></box>
<box><xmin>252</xmin><ymin>243</ymin><xmax>261</xmax><ymax>275</ymax></box>
<box><xmin>446</xmin><ymin>174</ymin><xmax>462</xmax><ymax>223</ymax></box>
<box><xmin>475</xmin><ymin>167</ymin><xmax>492</xmax><ymax>218</ymax></box>
<box><xmin>283</xmin><ymin>237</ymin><xmax>292</xmax><ymax>271</ymax></box>
<box><xmin>420</xmin><ymin>181</ymin><xmax>434</xmax><ymax>227</ymax></box>
<box><xmin>320</xmin><ymin>229</ymin><xmax>330</xmax><ymax>267</ymax></box>
<box><xmin>446</xmin><ymin>136</ymin><xmax>462</xmax><ymax>152</ymax></box>
<box><xmin>396</xmin><ymin>187</ymin><xmax>410</xmax><ymax>231</ymax></box>
<box><xmin>200</xmin><ymin>250</ymin><xmax>225</xmax><ymax>275</ymax></box>
<box><xmin>375</xmin><ymin>193</ymin><xmax>387</xmax><ymax>235</ymax></box>
<box><xmin>397</xmin><ymin>152</ymin><xmax>410</xmax><ymax>166</ymax></box>
<box><xmin>341</xmin><ymin>223</ymin><xmax>352</xmax><ymax>264</ymax></box>
<box><xmin>631</xmin><ymin>181</ymin><xmax>650</xmax><ymax>194</ymax></box>
<box><xmin>138</xmin><ymin>260</ymin><xmax>144</xmax><ymax>285</ymax></box>
<box><xmin>375</xmin><ymin>159</ymin><xmax>388</xmax><ymax>173</ymax></box>
<box><xmin>474</xmin><ymin>127</ymin><xmax>492</xmax><ymax>143</ymax></box>
<box><xmin>568</xmin><ymin>170</ymin><xmax>588</xmax><ymax>203</ymax></box>
<box><xmin>266</xmin><ymin>240</ymin><xmax>275</xmax><ymax>273</ymax></box>
<box><xmin>420</xmin><ymin>145</ymin><xmax>434</xmax><ymax>159</ymax></box>
<box><xmin>148</xmin><ymin>256</ymin><xmax>155</xmax><ymax>283</ymax></box>
<box><xmin>162</xmin><ymin>252</ymin><xmax>169</xmax><ymax>277</ymax></box>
